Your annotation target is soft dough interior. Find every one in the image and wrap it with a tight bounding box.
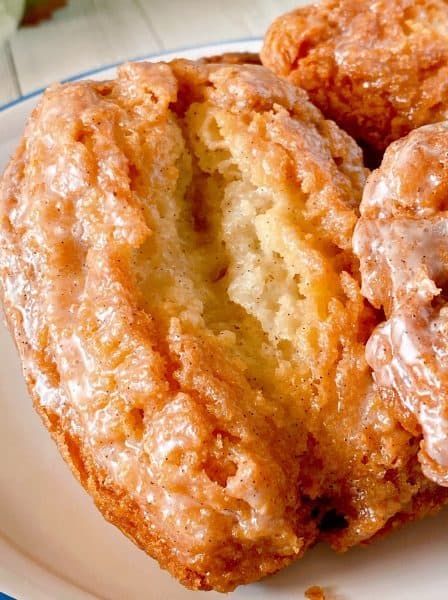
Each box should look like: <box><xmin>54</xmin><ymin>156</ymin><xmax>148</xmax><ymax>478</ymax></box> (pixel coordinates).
<box><xmin>123</xmin><ymin>82</ymin><xmax>397</xmax><ymax>555</ymax></box>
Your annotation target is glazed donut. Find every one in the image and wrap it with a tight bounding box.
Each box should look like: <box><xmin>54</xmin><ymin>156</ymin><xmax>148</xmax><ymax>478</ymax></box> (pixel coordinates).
<box><xmin>1</xmin><ymin>59</ymin><xmax>447</xmax><ymax>591</ymax></box>
<box><xmin>261</xmin><ymin>0</ymin><xmax>448</xmax><ymax>155</ymax></box>
<box><xmin>354</xmin><ymin>121</ymin><xmax>448</xmax><ymax>486</ymax></box>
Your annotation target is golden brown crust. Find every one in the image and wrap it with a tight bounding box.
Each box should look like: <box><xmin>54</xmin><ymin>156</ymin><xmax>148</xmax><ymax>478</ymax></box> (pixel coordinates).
<box><xmin>261</xmin><ymin>0</ymin><xmax>448</xmax><ymax>153</ymax></box>
<box><xmin>38</xmin><ymin>389</ymin><xmax>211</xmax><ymax>590</ymax></box>
<box><xmin>1</xmin><ymin>59</ymin><xmax>447</xmax><ymax>592</ymax></box>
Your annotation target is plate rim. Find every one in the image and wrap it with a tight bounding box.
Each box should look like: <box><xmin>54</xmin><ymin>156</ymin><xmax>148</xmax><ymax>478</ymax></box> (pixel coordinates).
<box><xmin>0</xmin><ymin>37</ymin><xmax>261</xmax><ymax>115</ymax></box>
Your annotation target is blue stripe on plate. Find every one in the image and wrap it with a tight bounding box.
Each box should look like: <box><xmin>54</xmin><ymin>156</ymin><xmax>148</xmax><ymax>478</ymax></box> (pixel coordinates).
<box><xmin>0</xmin><ymin>594</ymin><xmax>16</xmax><ymax>599</ymax></box>
<box><xmin>0</xmin><ymin>37</ymin><xmax>260</xmax><ymax>115</ymax></box>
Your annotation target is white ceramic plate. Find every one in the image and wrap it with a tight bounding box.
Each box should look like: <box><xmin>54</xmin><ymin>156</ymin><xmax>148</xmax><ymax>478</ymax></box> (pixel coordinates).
<box><xmin>1</xmin><ymin>39</ymin><xmax>448</xmax><ymax>600</ymax></box>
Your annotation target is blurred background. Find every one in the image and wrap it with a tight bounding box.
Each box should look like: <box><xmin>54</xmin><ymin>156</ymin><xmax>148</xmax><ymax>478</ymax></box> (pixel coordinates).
<box><xmin>0</xmin><ymin>0</ymin><xmax>303</xmax><ymax>106</ymax></box>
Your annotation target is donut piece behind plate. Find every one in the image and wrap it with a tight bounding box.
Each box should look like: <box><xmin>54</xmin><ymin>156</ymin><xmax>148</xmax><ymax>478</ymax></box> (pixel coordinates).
<box><xmin>202</xmin><ymin>51</ymin><xmax>261</xmax><ymax>65</ymax></box>
<box><xmin>261</xmin><ymin>0</ymin><xmax>448</xmax><ymax>155</ymax></box>
<box><xmin>1</xmin><ymin>60</ymin><xmax>446</xmax><ymax>591</ymax></box>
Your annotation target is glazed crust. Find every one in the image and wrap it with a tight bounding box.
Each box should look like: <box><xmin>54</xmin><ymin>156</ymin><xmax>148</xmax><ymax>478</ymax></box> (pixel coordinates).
<box><xmin>261</xmin><ymin>0</ymin><xmax>448</xmax><ymax>153</ymax></box>
<box><xmin>1</xmin><ymin>59</ymin><xmax>446</xmax><ymax>592</ymax></box>
<box><xmin>354</xmin><ymin>121</ymin><xmax>448</xmax><ymax>488</ymax></box>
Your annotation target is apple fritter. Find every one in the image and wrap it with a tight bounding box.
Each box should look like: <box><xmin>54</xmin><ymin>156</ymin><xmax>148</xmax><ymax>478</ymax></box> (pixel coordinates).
<box><xmin>1</xmin><ymin>59</ymin><xmax>445</xmax><ymax>592</ymax></box>
<box><xmin>262</xmin><ymin>0</ymin><xmax>448</xmax><ymax>154</ymax></box>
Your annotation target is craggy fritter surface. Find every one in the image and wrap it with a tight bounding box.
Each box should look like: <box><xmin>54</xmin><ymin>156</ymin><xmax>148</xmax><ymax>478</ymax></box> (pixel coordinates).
<box><xmin>261</xmin><ymin>0</ymin><xmax>448</xmax><ymax>154</ymax></box>
<box><xmin>0</xmin><ymin>60</ymin><xmax>446</xmax><ymax>592</ymax></box>
<box><xmin>354</xmin><ymin>122</ymin><xmax>448</xmax><ymax>488</ymax></box>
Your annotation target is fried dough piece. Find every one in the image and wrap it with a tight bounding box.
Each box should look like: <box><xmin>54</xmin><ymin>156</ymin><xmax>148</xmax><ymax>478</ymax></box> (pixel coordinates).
<box><xmin>261</xmin><ymin>0</ymin><xmax>448</xmax><ymax>154</ymax></box>
<box><xmin>354</xmin><ymin>122</ymin><xmax>448</xmax><ymax>487</ymax></box>
<box><xmin>0</xmin><ymin>60</ymin><xmax>446</xmax><ymax>592</ymax></box>
<box><xmin>202</xmin><ymin>51</ymin><xmax>261</xmax><ymax>65</ymax></box>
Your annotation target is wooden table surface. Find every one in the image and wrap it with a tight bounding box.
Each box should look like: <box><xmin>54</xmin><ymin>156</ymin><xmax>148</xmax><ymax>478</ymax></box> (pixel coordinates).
<box><xmin>0</xmin><ymin>0</ymin><xmax>307</xmax><ymax>107</ymax></box>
